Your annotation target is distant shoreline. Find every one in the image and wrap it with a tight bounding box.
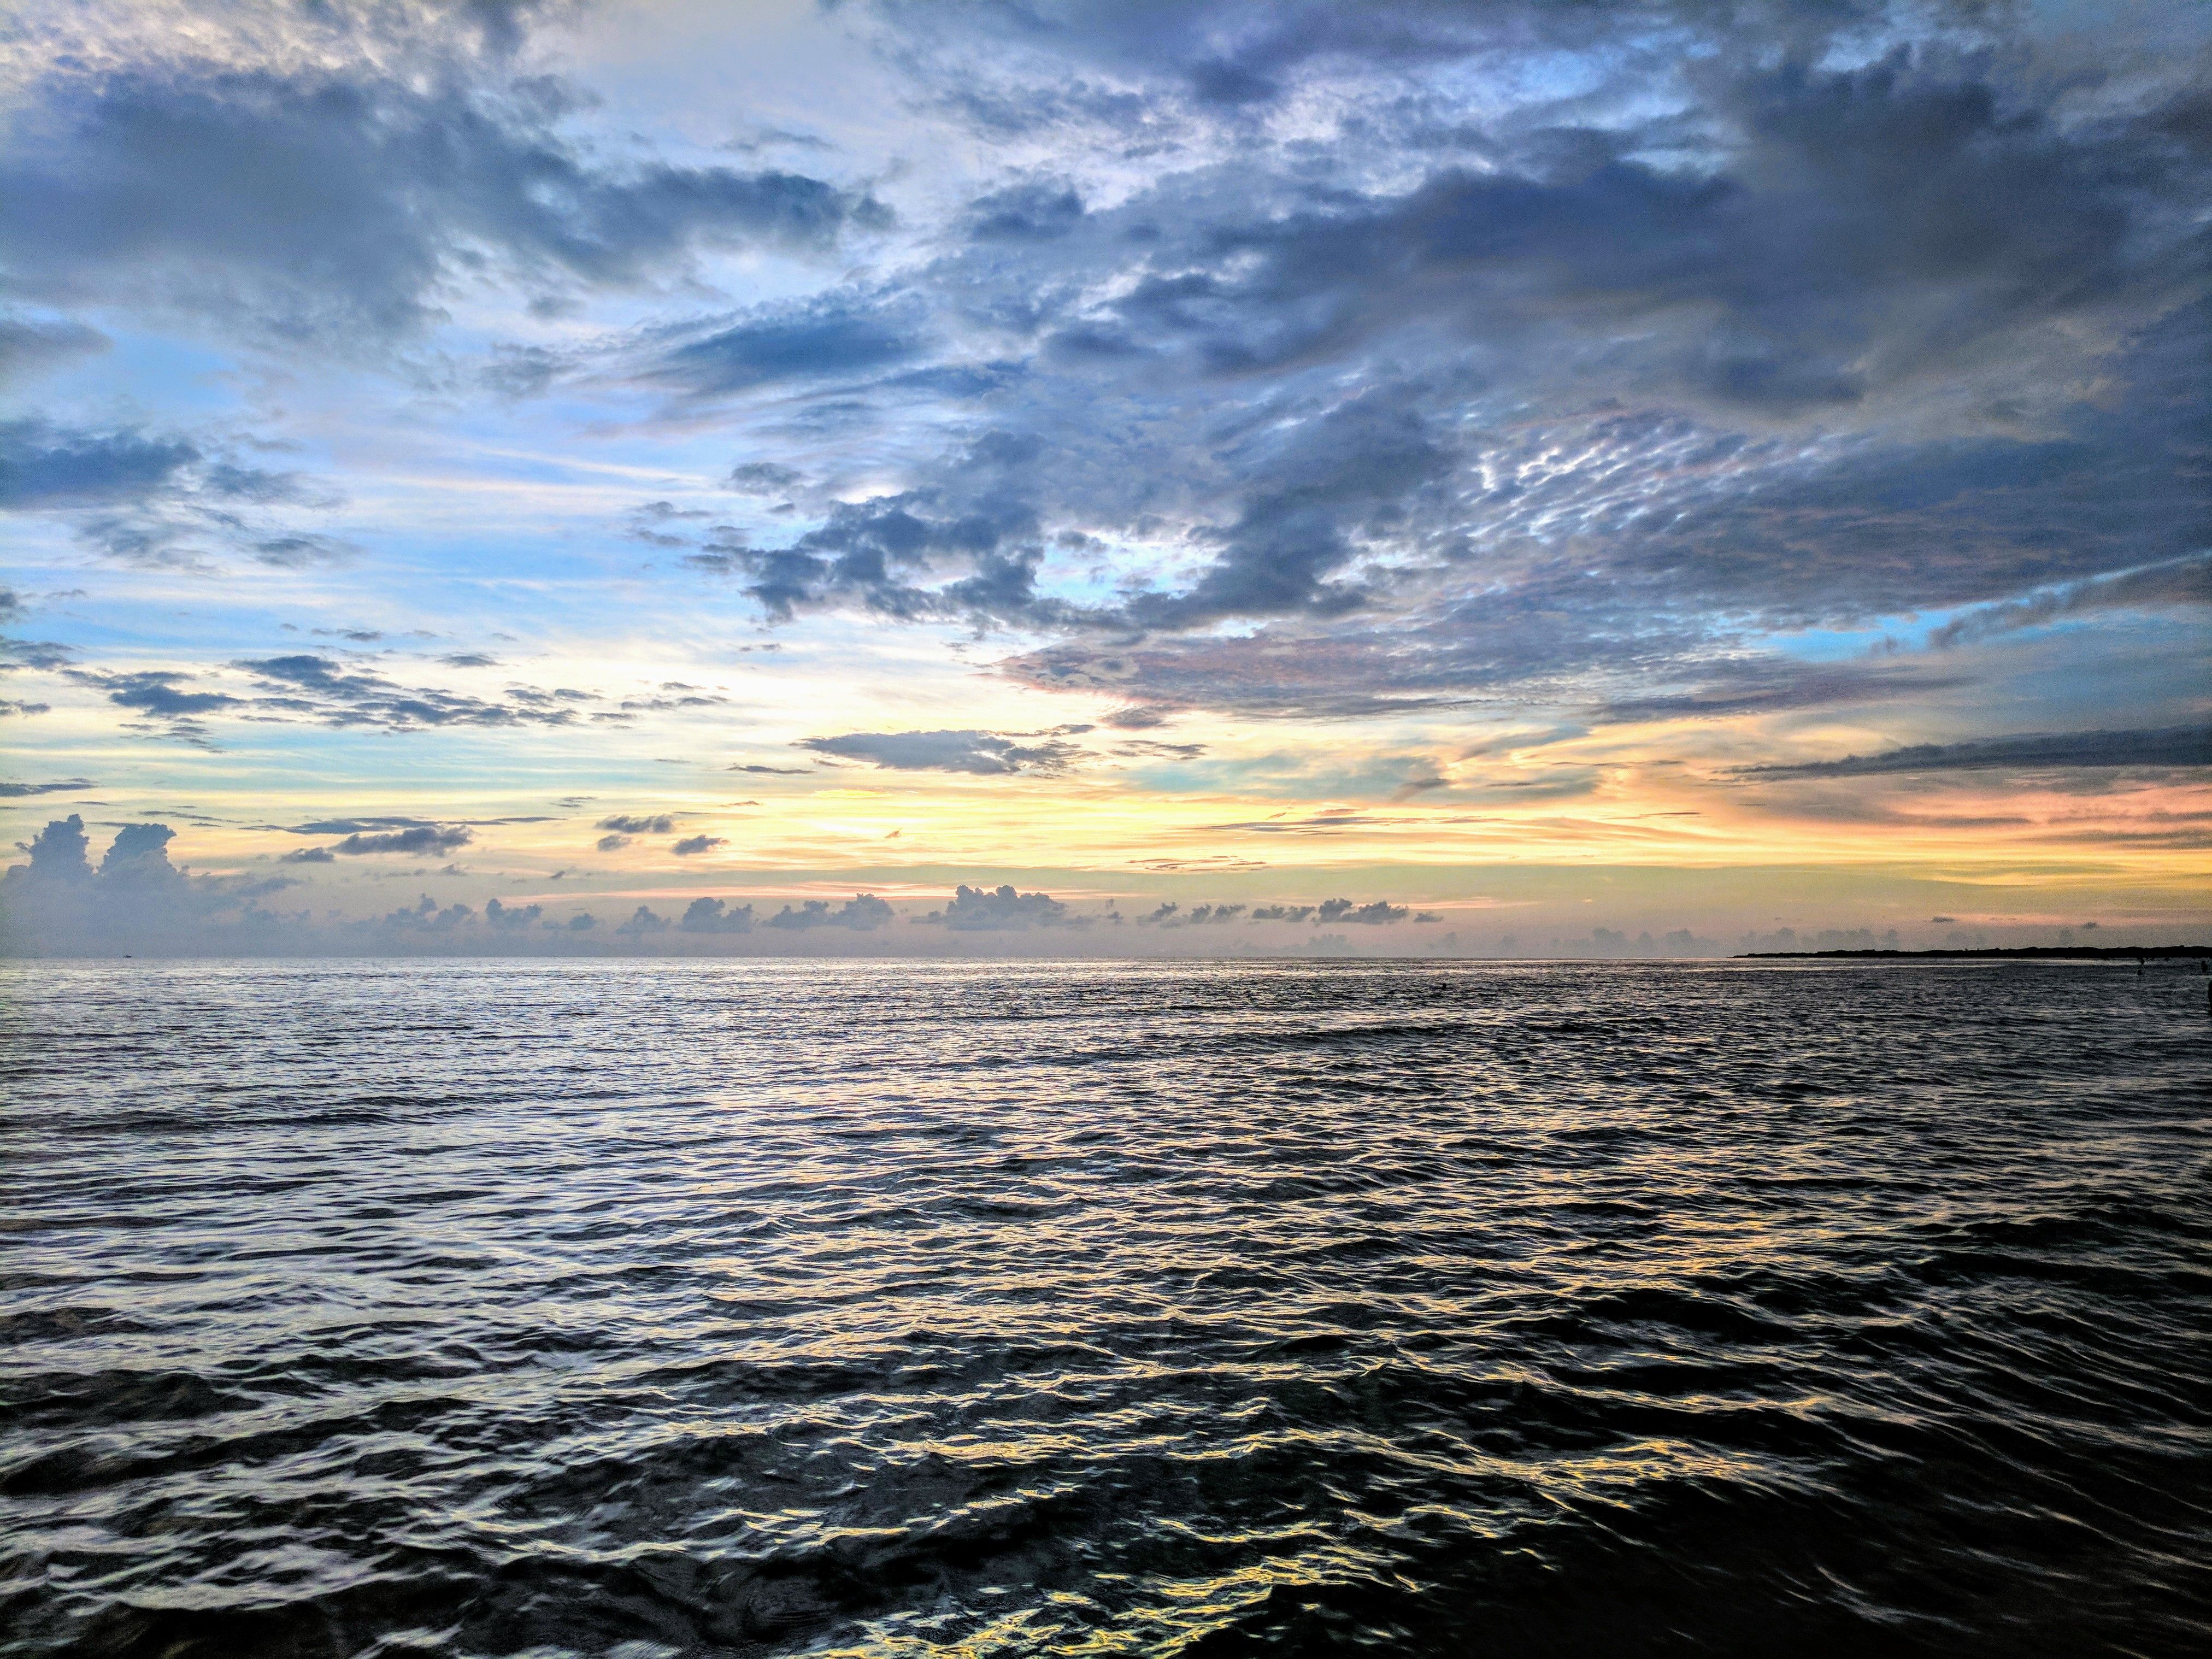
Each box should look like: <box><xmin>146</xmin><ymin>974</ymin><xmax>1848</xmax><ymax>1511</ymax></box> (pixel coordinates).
<box><xmin>1736</xmin><ymin>946</ymin><xmax>2211</xmax><ymax>961</ymax></box>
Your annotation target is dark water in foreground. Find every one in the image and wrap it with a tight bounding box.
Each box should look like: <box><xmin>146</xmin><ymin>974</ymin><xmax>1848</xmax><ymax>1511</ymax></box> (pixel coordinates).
<box><xmin>3</xmin><ymin>960</ymin><xmax>2209</xmax><ymax>1657</ymax></box>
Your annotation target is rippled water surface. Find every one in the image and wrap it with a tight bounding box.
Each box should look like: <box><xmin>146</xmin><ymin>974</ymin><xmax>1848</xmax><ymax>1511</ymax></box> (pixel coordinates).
<box><xmin>3</xmin><ymin>958</ymin><xmax>2209</xmax><ymax>1657</ymax></box>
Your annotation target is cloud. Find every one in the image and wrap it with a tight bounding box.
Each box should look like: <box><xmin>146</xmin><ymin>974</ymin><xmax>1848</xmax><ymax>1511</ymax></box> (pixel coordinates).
<box><xmin>232</xmin><ymin>655</ymin><xmax>589</xmax><ymax>731</ymax></box>
<box><xmin>912</xmin><ymin>883</ymin><xmax>1083</xmax><ymax>930</ymax></box>
<box><xmin>1928</xmin><ymin>556</ymin><xmax>2212</xmax><ymax>650</ymax></box>
<box><xmin>729</xmin><ymin>462</ymin><xmax>804</xmax><ymax>495</ymax></box>
<box><xmin>1</xmin><ymin>17</ymin><xmax>889</xmax><ymax>349</ymax></box>
<box><xmin>1203</xmin><ymin>809</ymin><xmax>1419</xmax><ymax>835</ymax></box>
<box><xmin>1245</xmin><ymin>898</ymin><xmax>1410</xmax><ymax>924</ymax></box>
<box><xmin>1740</xmin><ymin>726</ymin><xmax>2212</xmax><ymax>778</ymax></box>
<box><xmin>382</xmin><ymin>893</ymin><xmax>475</xmax><ymax>931</ymax></box>
<box><xmin>1123</xmin><ymin>391</ymin><xmax>1452</xmax><ymax>628</ymax></box>
<box><xmin>1</xmin><ymin>632</ymin><xmax>73</xmax><ymax>673</ymax></box>
<box><xmin>0</xmin><ymin>778</ymin><xmax>94</xmax><ymax>797</ymax></box>
<box><xmin>797</xmin><ymin>728</ymin><xmax>1080</xmax><ymax>775</ymax></box>
<box><xmin>963</xmin><ymin>178</ymin><xmax>1086</xmax><ymax>242</ymax></box>
<box><xmin>764</xmin><ymin>893</ymin><xmax>895</xmax><ymax>931</ymax></box>
<box><xmin>639</xmin><ymin>297</ymin><xmax>921</xmax><ymax>401</ymax></box>
<box><xmin>1318</xmin><ymin>897</ymin><xmax>1409</xmax><ymax>925</ymax></box>
<box><xmin>58</xmin><ymin>655</ymin><xmax>612</xmax><ymax>743</ymax></box>
<box><xmin>595</xmin><ymin>833</ymin><xmax>630</xmax><ymax>851</ymax></box>
<box><xmin>0</xmin><ymin>420</ymin><xmax>198</xmax><ymax>510</ymax></box>
<box><xmin>1140</xmin><ymin>901</ymin><xmax>1246</xmax><ymax>927</ymax></box>
<box><xmin>273</xmin><ymin>822</ymin><xmax>475</xmax><ymax>857</ymax></box>
<box><xmin>679</xmin><ymin>896</ymin><xmax>754</xmax><ymax>933</ymax></box>
<box><xmin>280</xmin><ymin>816</ymin><xmax>444</xmax><ymax>834</ymax></box>
<box><xmin>616</xmin><ymin>904</ymin><xmax>671</xmax><ymax>937</ymax></box>
<box><xmin>83</xmin><ymin>669</ymin><xmax>242</xmax><ymax>720</ymax></box>
<box><xmin>0</xmin><ymin>417</ymin><xmax>345</xmax><ymax>571</ymax></box>
<box><xmin>663</xmin><ymin>14</ymin><xmax>2210</xmax><ymax>723</ymax></box>
<box><xmin>0</xmin><ymin>314</ymin><xmax>109</xmax><ymax>380</ymax></box>
<box><xmin>332</xmin><ymin>825</ymin><xmax>473</xmax><ymax>855</ymax></box>
<box><xmin>10</xmin><ymin>813</ymin><xmax>96</xmax><ymax>883</ymax></box>
<box><xmin>4</xmin><ymin>0</ymin><xmax>2206</xmax><ymax>926</ymax></box>
<box><xmin>671</xmin><ymin>833</ymin><xmax>726</xmax><ymax>855</ymax></box>
<box><xmin>2</xmin><ymin>813</ymin><xmax>281</xmax><ymax>951</ymax></box>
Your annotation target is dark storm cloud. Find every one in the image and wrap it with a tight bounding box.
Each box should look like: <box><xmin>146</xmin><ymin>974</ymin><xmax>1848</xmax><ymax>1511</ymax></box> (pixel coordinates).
<box><xmin>765</xmin><ymin>894</ymin><xmax>895</xmax><ymax>931</ymax></box>
<box><xmin>913</xmin><ymin>883</ymin><xmax>1084</xmax><ymax>929</ymax></box>
<box><xmin>1740</xmin><ymin>726</ymin><xmax>2212</xmax><ymax>778</ymax></box>
<box><xmin>1</xmin><ymin>30</ymin><xmax>888</xmax><ymax>348</ymax></box>
<box><xmin>797</xmin><ymin>728</ymin><xmax>1081</xmax><ymax>775</ymax></box>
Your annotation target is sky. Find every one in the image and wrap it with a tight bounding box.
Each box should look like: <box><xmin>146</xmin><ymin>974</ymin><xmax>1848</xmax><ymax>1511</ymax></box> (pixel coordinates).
<box><xmin>2</xmin><ymin>0</ymin><xmax>2207</xmax><ymax>956</ymax></box>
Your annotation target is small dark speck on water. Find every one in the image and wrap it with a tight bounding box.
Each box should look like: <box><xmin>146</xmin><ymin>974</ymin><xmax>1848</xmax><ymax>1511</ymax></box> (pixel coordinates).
<box><xmin>2</xmin><ymin>958</ymin><xmax>2208</xmax><ymax>1657</ymax></box>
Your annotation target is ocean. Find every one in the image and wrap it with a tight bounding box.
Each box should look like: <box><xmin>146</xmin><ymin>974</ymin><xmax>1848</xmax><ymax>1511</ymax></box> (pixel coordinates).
<box><xmin>3</xmin><ymin>958</ymin><xmax>2208</xmax><ymax>1656</ymax></box>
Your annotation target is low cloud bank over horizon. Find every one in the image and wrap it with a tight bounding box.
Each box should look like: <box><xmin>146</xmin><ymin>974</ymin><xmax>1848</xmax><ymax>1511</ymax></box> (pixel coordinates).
<box><xmin>5</xmin><ymin>814</ymin><xmax>2193</xmax><ymax>960</ymax></box>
